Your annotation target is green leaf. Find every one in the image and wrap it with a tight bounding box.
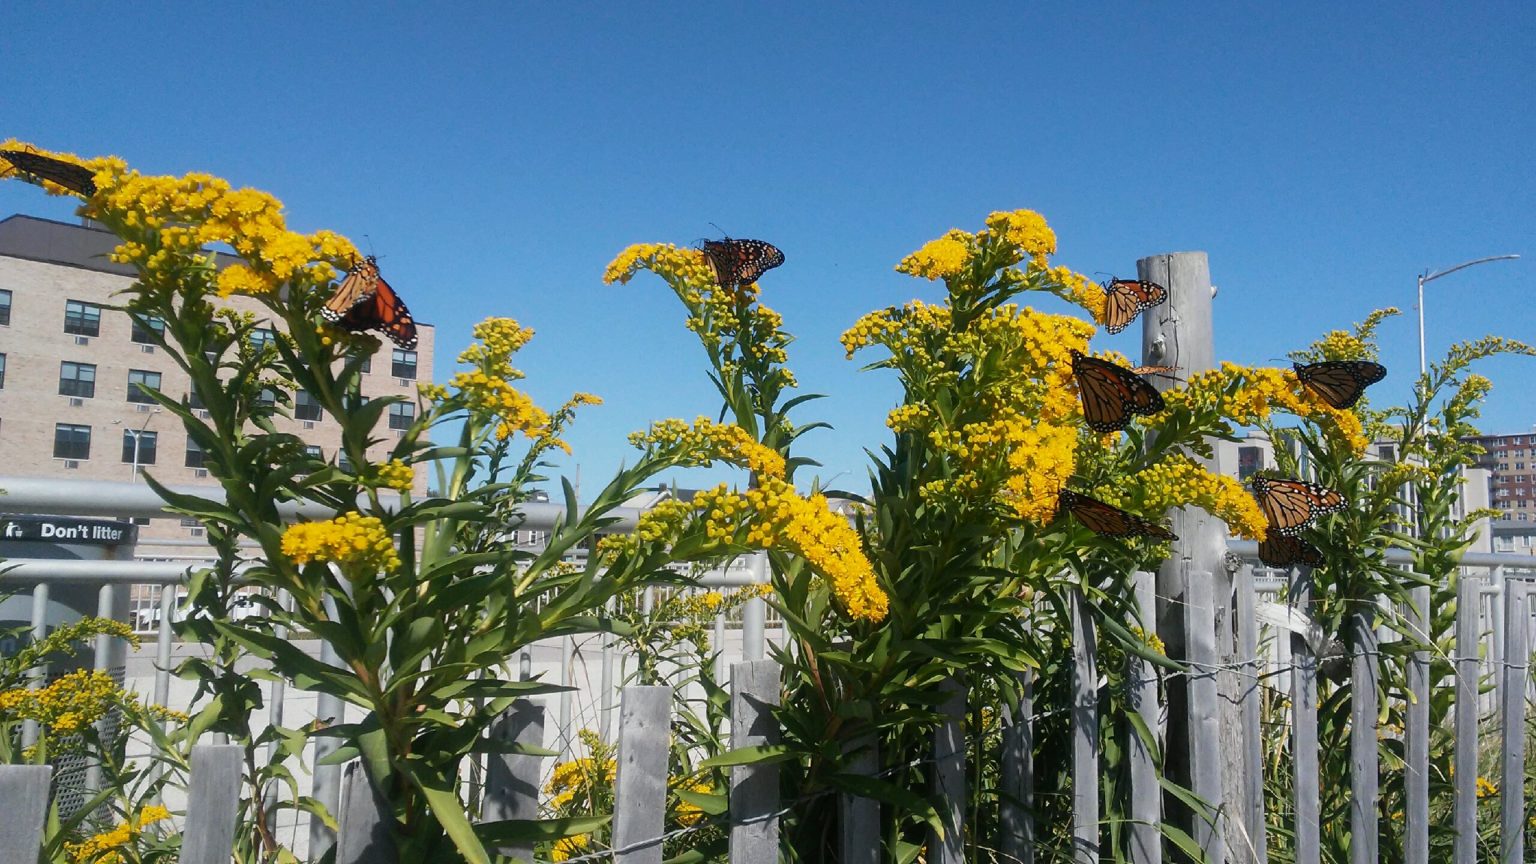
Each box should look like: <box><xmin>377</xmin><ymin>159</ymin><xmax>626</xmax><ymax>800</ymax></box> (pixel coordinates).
<box><xmin>477</xmin><ymin>814</ymin><xmax>611</xmax><ymax>844</ymax></box>
<box><xmin>406</xmin><ymin>763</ymin><xmax>491</xmax><ymax>864</ymax></box>
<box><xmin>697</xmin><ymin>744</ymin><xmax>795</xmax><ymax>770</ymax></box>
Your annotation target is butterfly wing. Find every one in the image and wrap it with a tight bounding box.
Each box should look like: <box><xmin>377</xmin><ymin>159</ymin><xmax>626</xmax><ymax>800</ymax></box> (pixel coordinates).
<box><xmin>1294</xmin><ymin>360</ymin><xmax>1388</xmax><ymax>410</ymax></box>
<box><xmin>1102</xmin><ymin>279</ymin><xmax>1167</xmax><ymax>335</ymax></box>
<box><xmin>702</xmin><ymin>238</ymin><xmax>785</xmax><ymax>287</ymax></box>
<box><xmin>1257</xmin><ymin>534</ymin><xmax>1324</xmax><ymax>568</ymax></box>
<box><xmin>1059</xmin><ymin>490</ymin><xmax>1177</xmax><ymax>541</ymax></box>
<box><xmin>1071</xmin><ymin>350</ymin><xmax>1166</xmax><ymax>432</ymax></box>
<box><xmin>338</xmin><ymin>274</ymin><xmax>418</xmax><ymax>350</ymax></box>
<box><xmin>1252</xmin><ymin>477</ymin><xmax>1346</xmax><ymax>536</ymax></box>
<box><xmin>322</xmin><ymin>259</ymin><xmax>379</xmax><ymax>322</ymax></box>
<box><xmin>0</xmin><ymin>149</ymin><xmax>98</xmax><ymax>196</ymax></box>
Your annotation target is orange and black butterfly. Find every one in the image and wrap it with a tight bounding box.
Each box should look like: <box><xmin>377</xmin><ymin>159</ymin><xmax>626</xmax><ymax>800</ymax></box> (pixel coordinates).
<box><xmin>1102</xmin><ymin>278</ymin><xmax>1167</xmax><ymax>335</ymax></box>
<box><xmin>1058</xmin><ymin>489</ymin><xmax>1177</xmax><ymax>541</ymax></box>
<box><xmin>322</xmin><ymin>256</ymin><xmax>418</xmax><ymax>350</ymax></box>
<box><xmin>1257</xmin><ymin>534</ymin><xmax>1324</xmax><ymax>568</ymax></box>
<box><xmin>1250</xmin><ymin>476</ymin><xmax>1345</xmax><ymax>537</ymax></box>
<box><xmin>0</xmin><ymin>149</ymin><xmax>97</xmax><ymax>197</ymax></box>
<box><xmin>1293</xmin><ymin>360</ymin><xmax>1387</xmax><ymax>410</ymax></box>
<box><xmin>701</xmin><ymin>238</ymin><xmax>784</xmax><ymax>287</ymax></box>
<box><xmin>1071</xmin><ymin>349</ymin><xmax>1166</xmax><ymax>432</ymax></box>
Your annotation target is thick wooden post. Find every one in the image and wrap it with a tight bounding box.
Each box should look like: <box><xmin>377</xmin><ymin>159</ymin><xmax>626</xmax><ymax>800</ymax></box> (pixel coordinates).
<box><xmin>0</xmin><ymin>765</ymin><xmax>51</xmax><ymax>864</ymax></box>
<box><xmin>730</xmin><ymin>660</ymin><xmax>782</xmax><ymax>864</ymax></box>
<box><xmin>613</xmin><ymin>686</ymin><xmax>671</xmax><ymax>864</ymax></box>
<box><xmin>484</xmin><ymin>700</ymin><xmax>546</xmax><ymax>863</ymax></box>
<box><xmin>1139</xmin><ymin>252</ymin><xmax>1232</xmax><ymax>857</ymax></box>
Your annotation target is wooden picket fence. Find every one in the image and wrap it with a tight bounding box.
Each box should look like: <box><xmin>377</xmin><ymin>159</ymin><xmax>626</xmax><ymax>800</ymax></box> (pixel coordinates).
<box><xmin>2</xmin><ymin>567</ymin><xmax>1533</xmax><ymax>863</ymax></box>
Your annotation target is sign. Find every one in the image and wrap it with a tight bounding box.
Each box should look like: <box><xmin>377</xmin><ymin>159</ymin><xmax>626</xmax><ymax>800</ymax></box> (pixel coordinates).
<box><xmin>0</xmin><ymin>515</ymin><xmax>136</xmax><ymax>546</ymax></box>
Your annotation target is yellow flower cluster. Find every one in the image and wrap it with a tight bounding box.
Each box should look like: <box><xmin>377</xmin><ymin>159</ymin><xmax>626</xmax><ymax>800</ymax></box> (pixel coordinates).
<box><xmin>886</xmin><ymin>403</ymin><xmax>932</xmax><ymax>433</ymax></box>
<box><xmin>64</xmin><ymin>804</ymin><xmax>172</xmax><ymax>864</ymax></box>
<box><xmin>895</xmin><ymin>230</ymin><xmax>974</xmax><ymax>280</ymax></box>
<box><xmin>551</xmin><ymin>835</ymin><xmax>592</xmax><ymax>862</ymax></box>
<box><xmin>452</xmin><ymin>318</ymin><xmax>552</xmax><ymax>442</ymax></box>
<box><xmin>840</xmin><ymin>301</ymin><xmax>951</xmax><ymax>360</ymax></box>
<box><xmin>1047</xmin><ymin>265</ymin><xmax>1108</xmax><ymax>325</ymax></box>
<box><xmin>531</xmin><ymin>392</ymin><xmax>604</xmax><ymax>456</ymax></box>
<box><xmin>983</xmin><ymin>209</ymin><xmax>1057</xmax><ymax>266</ymax></box>
<box><xmin>603</xmin><ymin>242</ymin><xmax>714</xmax><ymax>288</ymax></box>
<box><xmin>1161</xmin><ymin>363</ymin><xmax>1369</xmax><ymax>454</ymax></box>
<box><xmin>280</xmin><ymin>513</ymin><xmax>400</xmax><ymax>575</ymax></box>
<box><xmin>0</xmin><ymin>139</ymin><xmax>360</xmax><ymax>298</ymax></box>
<box><xmin>546</xmin><ymin>733</ymin><xmax>616</xmax><ymax>811</ymax></box>
<box><xmin>376</xmin><ymin>459</ymin><xmax>414</xmax><ymax>493</ymax></box>
<box><xmin>1477</xmin><ymin>776</ymin><xmax>1498</xmax><ymax>799</ymax></box>
<box><xmin>0</xmin><ymin>670</ymin><xmax>126</xmax><ymax>736</ymax></box>
<box><xmin>671</xmin><ymin>775</ymin><xmax>715</xmax><ymax>826</ymax></box>
<box><xmin>1130</xmin><ymin>625</ymin><xmax>1167</xmax><ymax>657</ymax></box>
<box><xmin>741</xmin><ymin>478</ymin><xmax>886</xmax><ymax>621</ymax></box>
<box><xmin>629</xmin><ymin>417</ymin><xmax>787</xmax><ymax>480</ymax></box>
<box><xmin>1110</xmin><ymin>455</ymin><xmax>1269</xmax><ymax>541</ymax></box>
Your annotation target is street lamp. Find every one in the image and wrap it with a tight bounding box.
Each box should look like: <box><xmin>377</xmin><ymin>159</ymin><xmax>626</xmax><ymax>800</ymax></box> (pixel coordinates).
<box><xmin>1417</xmin><ymin>254</ymin><xmax>1520</xmax><ymax>375</ymax></box>
<box><xmin>114</xmin><ymin>409</ymin><xmax>162</xmax><ymax>482</ymax></box>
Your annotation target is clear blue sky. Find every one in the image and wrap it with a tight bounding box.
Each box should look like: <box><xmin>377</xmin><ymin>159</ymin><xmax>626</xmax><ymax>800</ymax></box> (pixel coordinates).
<box><xmin>4</xmin><ymin>3</ymin><xmax>1532</xmax><ymax>496</ymax></box>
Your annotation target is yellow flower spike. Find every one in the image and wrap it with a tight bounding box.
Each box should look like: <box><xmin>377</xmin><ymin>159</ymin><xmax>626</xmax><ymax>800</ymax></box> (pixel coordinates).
<box><xmin>280</xmin><ymin>514</ymin><xmax>400</xmax><ymax>577</ymax></box>
<box><xmin>896</xmin><ymin>230</ymin><xmax>975</xmax><ymax>280</ymax></box>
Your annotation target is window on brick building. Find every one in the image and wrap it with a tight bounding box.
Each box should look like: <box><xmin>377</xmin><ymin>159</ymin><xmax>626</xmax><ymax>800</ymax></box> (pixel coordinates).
<box><xmin>64</xmin><ymin>300</ymin><xmax>102</xmax><ymax>336</ymax></box>
<box><xmin>59</xmin><ymin>361</ymin><xmax>97</xmax><ymax>398</ymax></box>
<box><xmin>127</xmin><ymin>369</ymin><xmax>162</xmax><ymax>403</ymax></box>
<box><xmin>54</xmin><ymin>423</ymin><xmax>91</xmax><ymax>459</ymax></box>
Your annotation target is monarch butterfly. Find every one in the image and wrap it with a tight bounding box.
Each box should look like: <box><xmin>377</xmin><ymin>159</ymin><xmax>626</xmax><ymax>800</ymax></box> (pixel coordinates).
<box><xmin>322</xmin><ymin>257</ymin><xmax>419</xmax><ymax>350</ymax></box>
<box><xmin>1257</xmin><ymin>534</ymin><xmax>1324</xmax><ymax>568</ymax></box>
<box><xmin>1250</xmin><ymin>476</ymin><xmax>1345</xmax><ymax>537</ymax></box>
<box><xmin>701</xmin><ymin>238</ymin><xmax>785</xmax><ymax>287</ymax></box>
<box><xmin>1102</xmin><ymin>278</ymin><xmax>1167</xmax><ymax>335</ymax></box>
<box><xmin>1070</xmin><ymin>350</ymin><xmax>1166</xmax><ymax>432</ymax></box>
<box><xmin>1058</xmin><ymin>489</ymin><xmax>1177</xmax><ymax>541</ymax></box>
<box><xmin>1293</xmin><ymin>360</ymin><xmax>1387</xmax><ymax>410</ymax></box>
<box><xmin>0</xmin><ymin>148</ymin><xmax>97</xmax><ymax>197</ymax></box>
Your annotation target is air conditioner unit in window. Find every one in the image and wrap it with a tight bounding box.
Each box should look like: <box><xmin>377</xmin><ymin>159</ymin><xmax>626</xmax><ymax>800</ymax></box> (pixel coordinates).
<box><xmin>188</xmin><ymin>527</ymin><xmax>206</xmax><ymax>537</ymax></box>
<box><xmin>68</xmin><ymin>397</ymin><xmax>84</xmax><ymax>407</ymax></box>
<box><xmin>197</xmin><ymin>410</ymin><xmax>211</xmax><ymax>419</ymax></box>
<box><xmin>136</xmin><ymin>403</ymin><xmax>153</xmax><ymax>413</ymax></box>
<box><xmin>74</xmin><ymin>335</ymin><xmax>90</xmax><ymax>346</ymax></box>
<box><xmin>397</xmin><ymin>377</ymin><xmax>412</xmax><ymax>387</ymax></box>
<box><xmin>302</xmin><ymin>420</ymin><xmax>316</xmax><ymax>430</ymax></box>
<box><xmin>63</xmin><ymin>460</ymin><xmax>80</xmax><ymax>469</ymax></box>
<box><xmin>395</xmin><ymin>429</ymin><xmax>407</xmax><ymax>438</ymax></box>
<box><xmin>140</xmin><ymin>344</ymin><xmax>155</xmax><ymax>354</ymax></box>
<box><xmin>193</xmin><ymin>468</ymin><xmax>209</xmax><ymax>478</ymax></box>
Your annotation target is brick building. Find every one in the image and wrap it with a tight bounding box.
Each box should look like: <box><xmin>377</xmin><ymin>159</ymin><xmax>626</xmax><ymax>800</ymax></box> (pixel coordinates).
<box><xmin>0</xmin><ymin>213</ymin><xmax>435</xmax><ymax>565</ymax></box>
<box><xmin>1465</xmin><ymin>431</ymin><xmax>1536</xmax><ymax>521</ymax></box>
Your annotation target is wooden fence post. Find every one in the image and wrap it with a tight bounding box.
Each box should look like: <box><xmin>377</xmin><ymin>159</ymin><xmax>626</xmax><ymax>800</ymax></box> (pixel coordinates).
<box><xmin>484</xmin><ymin>700</ymin><xmax>547</xmax><ymax>863</ymax></box>
<box><xmin>1139</xmin><ymin>251</ymin><xmax>1231</xmax><ymax>857</ymax></box>
<box><xmin>1001</xmin><ymin>670</ymin><xmax>1036</xmax><ymax>863</ymax></box>
<box><xmin>0</xmin><ymin>765</ymin><xmax>51</xmax><ymax>864</ymax></box>
<box><xmin>181</xmin><ymin>744</ymin><xmax>245</xmax><ymax>864</ymax></box>
<box><xmin>1072</xmin><ymin>585</ymin><xmax>1100</xmax><ymax>864</ymax></box>
<box><xmin>730</xmin><ymin>660</ymin><xmax>782</xmax><ymax>864</ymax></box>
<box><xmin>1500</xmin><ymin>580</ymin><xmax>1529</xmax><ymax>864</ymax></box>
<box><xmin>1186</xmin><ymin>569</ymin><xmax>1226</xmax><ymax>863</ymax></box>
<box><xmin>1235</xmin><ymin>563</ymin><xmax>1266</xmax><ymax>864</ymax></box>
<box><xmin>1404</xmin><ymin>584</ymin><xmax>1431</xmax><ymax>864</ymax></box>
<box><xmin>1291</xmin><ymin>570</ymin><xmax>1321</xmax><ymax>864</ymax></box>
<box><xmin>1349</xmin><ymin>612</ymin><xmax>1379</xmax><ymax>864</ymax></box>
<box><xmin>930</xmin><ymin>677</ymin><xmax>966</xmax><ymax>864</ymax></box>
<box><xmin>839</xmin><ymin>733</ymin><xmax>880</xmax><ymax>864</ymax></box>
<box><xmin>335</xmin><ymin>762</ymin><xmax>396</xmax><ymax>864</ymax></box>
<box><xmin>612</xmin><ymin>685</ymin><xmax>671</xmax><ymax>864</ymax></box>
<box><xmin>1129</xmin><ymin>570</ymin><xmax>1163</xmax><ymax>864</ymax></box>
<box><xmin>1453</xmin><ymin>574</ymin><xmax>1481</xmax><ymax>862</ymax></box>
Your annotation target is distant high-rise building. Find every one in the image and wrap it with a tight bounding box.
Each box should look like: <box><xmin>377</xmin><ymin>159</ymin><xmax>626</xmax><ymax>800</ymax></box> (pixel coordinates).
<box><xmin>0</xmin><ymin>213</ymin><xmax>436</xmax><ymax>565</ymax></box>
<box><xmin>1463</xmin><ymin>431</ymin><xmax>1536</xmax><ymax>521</ymax></box>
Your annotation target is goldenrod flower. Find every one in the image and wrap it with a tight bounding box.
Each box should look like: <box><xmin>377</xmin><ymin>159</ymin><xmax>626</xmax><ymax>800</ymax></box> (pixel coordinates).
<box><xmin>630</xmin><ymin>416</ymin><xmax>787</xmax><ymax>480</ymax></box>
<box><xmin>280</xmin><ymin>513</ymin><xmax>401</xmax><ymax>576</ymax></box>
<box><xmin>896</xmin><ymin>230</ymin><xmax>974</xmax><ymax>280</ymax></box>
<box><xmin>1102</xmin><ymin>455</ymin><xmax>1269</xmax><ymax>541</ymax></box>
<box><xmin>375</xmin><ymin>459</ymin><xmax>414</xmax><ymax>493</ymax></box>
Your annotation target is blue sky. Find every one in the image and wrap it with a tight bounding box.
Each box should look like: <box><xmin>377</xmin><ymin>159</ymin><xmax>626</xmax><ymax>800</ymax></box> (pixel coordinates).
<box><xmin>4</xmin><ymin>3</ymin><xmax>1532</xmax><ymax>495</ymax></box>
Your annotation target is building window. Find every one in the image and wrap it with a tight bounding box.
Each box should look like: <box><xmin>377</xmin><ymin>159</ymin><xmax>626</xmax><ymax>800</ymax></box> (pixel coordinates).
<box><xmin>54</xmin><ymin>423</ymin><xmax>91</xmax><ymax>459</ymax></box>
<box><xmin>188</xmin><ymin>385</ymin><xmax>205</xmax><ymax>410</ymax></box>
<box><xmin>59</xmin><ymin>361</ymin><xmax>97</xmax><ymax>398</ymax></box>
<box><xmin>391</xmin><ymin>349</ymin><xmax>417</xmax><ymax>380</ymax></box>
<box><xmin>0</xmin><ymin>353</ymin><xmax>6</xmax><ymax>389</ymax></box>
<box><xmin>256</xmin><ymin>387</ymin><xmax>279</xmax><ymax>408</ymax></box>
<box><xmin>295</xmin><ymin>390</ymin><xmax>322</xmax><ymax>421</ymax></box>
<box><xmin>131</xmin><ymin>315</ymin><xmax>165</xmax><ymax>344</ymax></box>
<box><xmin>185</xmin><ymin>437</ymin><xmax>206</xmax><ymax>468</ymax></box>
<box><xmin>304</xmin><ymin>445</ymin><xmax>323</xmax><ymax>459</ymax></box>
<box><xmin>0</xmin><ymin>289</ymin><xmax>10</xmax><ymax>325</ymax></box>
<box><xmin>338</xmin><ymin>452</ymin><xmax>353</xmax><ymax>472</ymax></box>
<box><xmin>360</xmin><ymin>355</ymin><xmax>372</xmax><ymax>374</ymax></box>
<box><xmin>122</xmin><ymin>430</ymin><xmax>158</xmax><ymax>465</ymax></box>
<box><xmin>1237</xmin><ymin>446</ymin><xmax>1263</xmax><ymax>480</ymax></box>
<box><xmin>251</xmin><ymin>328</ymin><xmax>278</xmax><ymax>350</ymax></box>
<box><xmin>388</xmin><ymin>402</ymin><xmax>414</xmax><ymax>430</ymax></box>
<box><xmin>127</xmin><ymin>369</ymin><xmax>162</xmax><ymax>403</ymax></box>
<box><xmin>64</xmin><ymin>300</ymin><xmax>102</xmax><ymax>336</ymax></box>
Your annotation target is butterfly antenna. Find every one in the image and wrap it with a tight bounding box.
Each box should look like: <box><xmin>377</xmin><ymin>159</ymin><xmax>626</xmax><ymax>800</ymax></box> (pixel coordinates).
<box><xmin>708</xmin><ymin>222</ymin><xmax>729</xmax><ymax>238</ymax></box>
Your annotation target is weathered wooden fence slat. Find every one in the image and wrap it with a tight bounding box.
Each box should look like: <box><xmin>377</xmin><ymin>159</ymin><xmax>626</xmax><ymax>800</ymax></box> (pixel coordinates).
<box><xmin>929</xmin><ymin>677</ymin><xmax>966</xmax><ymax>864</ymax></box>
<box><xmin>612</xmin><ymin>685</ymin><xmax>671</xmax><ymax>864</ymax></box>
<box><xmin>1236</xmin><ymin>565</ymin><xmax>1266</xmax><ymax>864</ymax></box>
<box><xmin>1072</xmin><ymin>585</ymin><xmax>1100</xmax><ymax>864</ymax></box>
<box><xmin>1350</xmin><ymin>611</ymin><xmax>1379</xmax><ymax>864</ymax></box>
<box><xmin>1500</xmin><ymin>580</ymin><xmax>1529</xmax><ymax>864</ymax></box>
<box><xmin>0</xmin><ymin>764</ymin><xmax>52</xmax><ymax>864</ymax></box>
<box><xmin>1404</xmin><ymin>584</ymin><xmax>1431</xmax><ymax>864</ymax></box>
<box><xmin>1454</xmin><ymin>575</ymin><xmax>1480</xmax><ymax>863</ymax></box>
<box><xmin>839</xmin><ymin>734</ymin><xmax>880</xmax><ymax>864</ymax></box>
<box><xmin>1186</xmin><ymin>568</ymin><xmax>1225</xmax><ymax>863</ymax></box>
<box><xmin>484</xmin><ymin>700</ymin><xmax>546</xmax><ymax>863</ymax></box>
<box><xmin>1292</xmin><ymin>570</ymin><xmax>1322</xmax><ymax>864</ymax></box>
<box><xmin>180</xmin><ymin>744</ymin><xmax>245</xmax><ymax>864</ymax></box>
<box><xmin>1000</xmin><ymin>670</ymin><xmax>1036</xmax><ymax>864</ymax></box>
<box><xmin>335</xmin><ymin>762</ymin><xmax>396</xmax><ymax>864</ymax></box>
<box><xmin>730</xmin><ymin>660</ymin><xmax>782</xmax><ymax>864</ymax></box>
<box><xmin>1129</xmin><ymin>571</ymin><xmax>1163</xmax><ymax>864</ymax></box>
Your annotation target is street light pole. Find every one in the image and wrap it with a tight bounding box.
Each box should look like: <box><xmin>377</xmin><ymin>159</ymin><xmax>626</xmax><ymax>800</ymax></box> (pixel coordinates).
<box><xmin>118</xmin><ymin>409</ymin><xmax>162</xmax><ymax>483</ymax></box>
<box><xmin>1417</xmin><ymin>254</ymin><xmax>1520</xmax><ymax>375</ymax></box>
